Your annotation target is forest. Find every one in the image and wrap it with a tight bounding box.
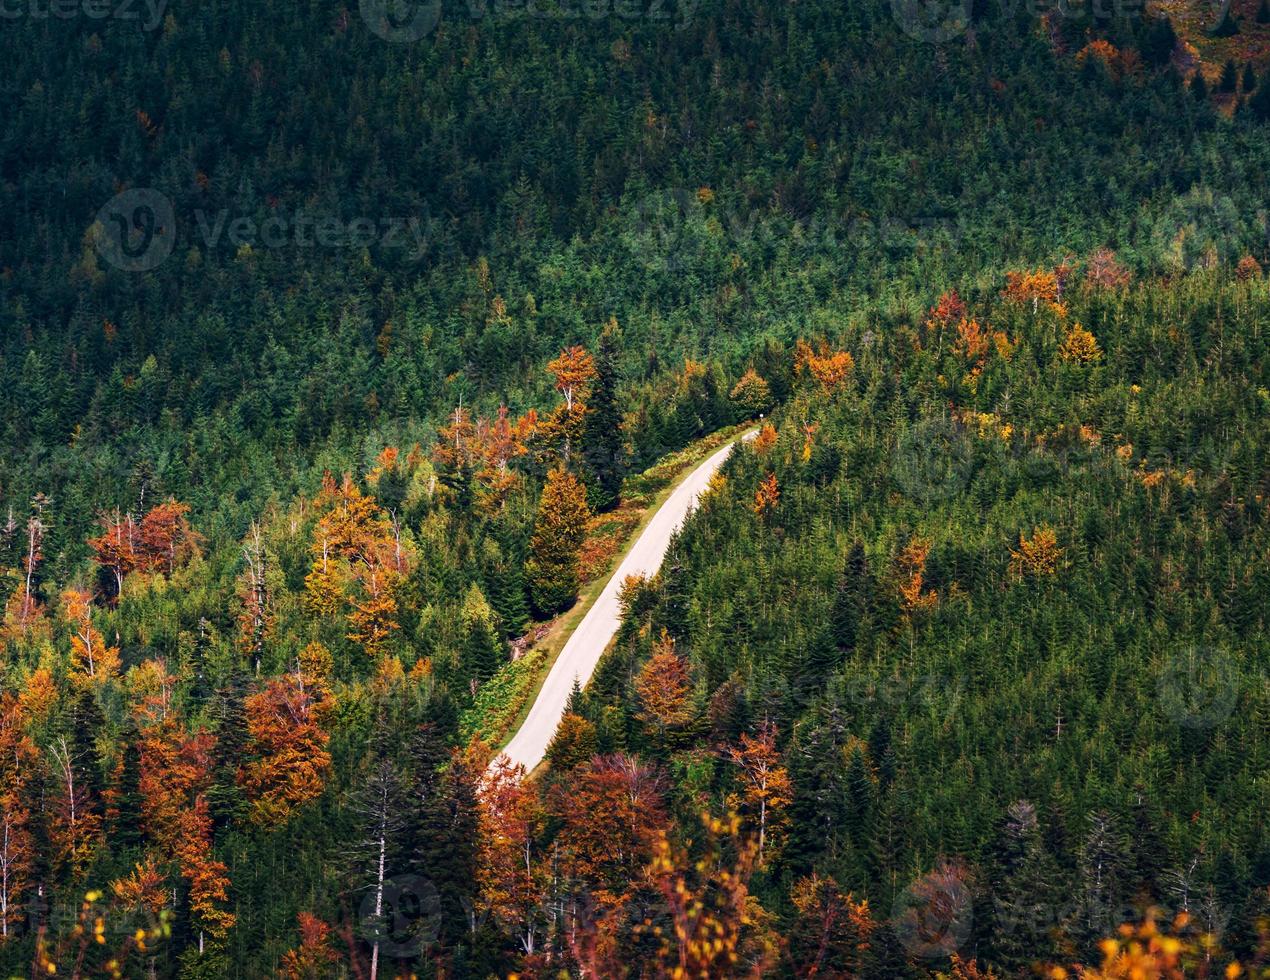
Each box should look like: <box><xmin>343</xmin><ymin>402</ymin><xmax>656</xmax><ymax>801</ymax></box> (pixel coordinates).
<box><xmin>1</xmin><ymin>0</ymin><xmax>1269</xmax><ymax>975</ymax></box>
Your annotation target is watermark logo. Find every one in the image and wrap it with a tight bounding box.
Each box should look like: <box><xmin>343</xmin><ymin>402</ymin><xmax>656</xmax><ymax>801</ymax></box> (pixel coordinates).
<box><xmin>93</xmin><ymin>188</ymin><xmax>176</xmax><ymax>273</ymax></box>
<box><xmin>1151</xmin><ymin>188</ymin><xmax>1243</xmax><ymax>274</ymax></box>
<box><xmin>1156</xmin><ymin>645</ymin><xmax>1242</xmax><ymax>730</ymax></box>
<box><xmin>892</xmin><ymin>416</ymin><xmax>974</xmax><ymax>503</ymax></box>
<box><xmin>892</xmin><ymin>862</ymin><xmax>973</xmax><ymax>959</ymax></box>
<box><xmin>358</xmin><ymin>874</ymin><xmax>442</xmax><ymax>958</ymax></box>
<box><xmin>890</xmin><ymin>0</ymin><xmax>971</xmax><ymax>43</ymax></box>
<box><xmin>360</xmin><ymin>0</ymin><xmax>441</xmax><ymax>42</ymax></box>
<box><xmin>91</xmin><ymin>187</ymin><xmax>428</xmax><ymax>271</ymax></box>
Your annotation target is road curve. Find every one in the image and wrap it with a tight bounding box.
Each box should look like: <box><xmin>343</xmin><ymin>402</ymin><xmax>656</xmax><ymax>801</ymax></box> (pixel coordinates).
<box><xmin>496</xmin><ymin>429</ymin><xmax>756</xmax><ymax>774</ymax></box>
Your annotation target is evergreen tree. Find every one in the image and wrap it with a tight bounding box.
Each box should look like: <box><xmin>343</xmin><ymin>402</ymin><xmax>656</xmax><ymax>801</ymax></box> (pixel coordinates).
<box><xmin>205</xmin><ymin>672</ymin><xmax>250</xmax><ymax>831</ymax></box>
<box><xmin>525</xmin><ymin>467</ymin><xmax>590</xmax><ymax>616</ymax></box>
<box><xmin>1219</xmin><ymin>59</ymin><xmax>1239</xmax><ymax>93</ymax></box>
<box><xmin>459</xmin><ymin>584</ymin><xmax>504</xmax><ymax>692</ymax></box>
<box><xmin>1191</xmin><ymin>71</ymin><xmax>1210</xmax><ymax>101</ymax></box>
<box><xmin>1242</xmin><ymin>63</ymin><xmax>1257</xmax><ymax>92</ymax></box>
<box><xmin>831</xmin><ymin>541</ymin><xmax>872</xmax><ymax>657</ymax></box>
<box><xmin>1139</xmin><ymin>15</ymin><xmax>1177</xmax><ymax>68</ymax></box>
<box><xmin>991</xmin><ymin>800</ymin><xmax>1061</xmax><ymax>971</ymax></box>
<box><xmin>582</xmin><ymin>319</ymin><xmax>626</xmax><ymax>512</ymax></box>
<box><xmin>1250</xmin><ymin>76</ymin><xmax>1270</xmax><ymax>119</ymax></box>
<box><xmin>407</xmin><ymin>734</ymin><xmax>478</xmax><ymax>955</ymax></box>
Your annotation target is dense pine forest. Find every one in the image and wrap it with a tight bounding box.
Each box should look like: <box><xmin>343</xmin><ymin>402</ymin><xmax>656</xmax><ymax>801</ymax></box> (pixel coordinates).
<box><xmin>1</xmin><ymin>0</ymin><xmax>1269</xmax><ymax>975</ymax></box>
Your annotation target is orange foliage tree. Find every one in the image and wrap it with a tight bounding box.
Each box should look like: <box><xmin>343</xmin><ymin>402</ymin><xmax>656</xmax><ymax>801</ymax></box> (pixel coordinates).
<box><xmin>240</xmin><ymin>668</ymin><xmax>333</xmax><ymax>827</ymax></box>
<box><xmin>1059</xmin><ymin>322</ymin><xmax>1103</xmax><ymax>364</ymax></box>
<box><xmin>795</xmin><ymin>340</ymin><xmax>855</xmax><ymax>392</ymax></box>
<box><xmin>279</xmin><ymin>912</ymin><xmax>339</xmax><ymax>979</ymax></box>
<box><xmin>1002</xmin><ymin>268</ymin><xmax>1060</xmax><ymax>313</ymax></box>
<box><xmin>548</xmin><ymin>345</ymin><xmax>596</xmax><ymax>411</ymax></box>
<box><xmin>174</xmin><ymin>796</ymin><xmax>235</xmax><ymax>949</ymax></box>
<box><xmin>635</xmin><ymin>629</ymin><xmax>695</xmax><ymax>737</ymax></box>
<box><xmin>62</xmin><ymin>588</ymin><xmax>120</xmax><ymax>683</ymax></box>
<box><xmin>477</xmin><ymin>757</ymin><xmax>547</xmax><ymax>955</ymax></box>
<box><xmin>754</xmin><ymin>472</ymin><xmax>780</xmax><ymax>519</ymax></box>
<box><xmin>304</xmin><ymin>473</ymin><xmax>414</xmax><ymax>658</ymax></box>
<box><xmin>0</xmin><ymin>694</ymin><xmax>36</xmax><ymax>942</ymax></box>
<box><xmin>88</xmin><ymin>500</ymin><xmax>199</xmax><ymax>601</ymax></box>
<box><xmin>724</xmin><ymin>720</ymin><xmax>792</xmax><ymax>865</ymax></box>
<box><xmin>551</xmin><ymin>755</ymin><xmax>667</xmax><ymax>913</ymax></box>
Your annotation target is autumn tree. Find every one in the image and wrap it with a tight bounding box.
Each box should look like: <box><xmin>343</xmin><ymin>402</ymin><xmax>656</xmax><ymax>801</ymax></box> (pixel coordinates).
<box><xmin>1085</xmin><ymin>248</ymin><xmax>1131</xmax><ymax>290</ymax></box>
<box><xmin>635</xmin><ymin>629</ymin><xmax>694</xmax><ymax>739</ymax></box>
<box><xmin>88</xmin><ymin>499</ymin><xmax>199</xmax><ymax>603</ymax></box>
<box><xmin>644</xmin><ymin>812</ymin><xmax>779</xmax><ymax>978</ymax></box>
<box><xmin>897</xmin><ymin>536</ymin><xmax>938</xmax><ymax>619</ymax></box>
<box><xmin>548</xmin><ymin>345</ymin><xmax>596</xmax><ymax>412</ymax></box>
<box><xmin>544</xmin><ymin>345</ymin><xmax>596</xmax><ymax>464</ymax></box>
<box><xmin>1002</xmin><ymin>268</ymin><xmax>1060</xmax><ymax>313</ymax></box>
<box><xmin>240</xmin><ymin>667</ymin><xmax>333</xmax><ymax>827</ymax></box>
<box><xmin>787</xmin><ymin>872</ymin><xmax>875</xmax><ymax>978</ymax></box>
<box><xmin>304</xmin><ymin>474</ymin><xmax>413</xmax><ymax>658</ymax></box>
<box><xmin>174</xmin><ymin>795</ymin><xmax>236</xmax><ymax>952</ymax></box>
<box><xmin>0</xmin><ymin>694</ymin><xmax>36</xmax><ymax>942</ymax></box>
<box><xmin>46</xmin><ymin>731</ymin><xmax>103</xmax><ymax>880</ymax></box>
<box><xmin>62</xmin><ymin>588</ymin><xmax>120</xmax><ymax>684</ymax></box>
<box><xmin>724</xmin><ymin>720</ymin><xmax>792</xmax><ymax>865</ymax></box>
<box><xmin>279</xmin><ymin>912</ymin><xmax>339</xmax><ymax>979</ymax></box>
<box><xmin>753</xmin><ymin>472</ymin><xmax>780</xmax><ymax>519</ymax></box>
<box><xmin>551</xmin><ymin>754</ymin><xmax>667</xmax><ymax>910</ymax></box>
<box><xmin>477</xmin><ymin>757</ymin><xmax>547</xmax><ymax>956</ymax></box>
<box><xmin>795</xmin><ymin>340</ymin><xmax>855</xmax><ymax>392</ymax></box>
<box><xmin>526</xmin><ymin>466</ymin><xmax>591</xmax><ymax>616</ymax></box>
<box><xmin>1010</xmin><ymin>525</ymin><xmax>1062</xmax><ymax>578</ymax></box>
<box><xmin>926</xmin><ymin>290</ymin><xmax>968</xmax><ymax>352</ymax></box>
<box><xmin>730</xmin><ymin>368</ymin><xmax>773</xmax><ymax>419</ymax></box>
<box><xmin>1059</xmin><ymin>322</ymin><xmax>1103</xmax><ymax>364</ymax></box>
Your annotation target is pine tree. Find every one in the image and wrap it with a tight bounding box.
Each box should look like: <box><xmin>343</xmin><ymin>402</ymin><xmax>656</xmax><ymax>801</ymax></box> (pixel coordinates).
<box><xmin>1140</xmin><ymin>15</ymin><xmax>1177</xmax><ymax>68</ymax></box>
<box><xmin>1190</xmin><ymin>71</ymin><xmax>1210</xmax><ymax>101</ymax></box>
<box><xmin>205</xmin><ymin>672</ymin><xmax>249</xmax><ymax>832</ymax></box>
<box><xmin>408</xmin><ymin>743</ymin><xmax>479</xmax><ymax>952</ymax></box>
<box><xmin>526</xmin><ymin>466</ymin><xmax>590</xmax><ymax>617</ymax></box>
<box><xmin>459</xmin><ymin>584</ymin><xmax>504</xmax><ymax>695</ymax></box>
<box><xmin>582</xmin><ymin>319</ymin><xmax>626</xmax><ymax>512</ymax></box>
<box><xmin>1242</xmin><ymin>63</ymin><xmax>1257</xmax><ymax>92</ymax></box>
<box><xmin>1219</xmin><ymin>59</ymin><xmax>1239</xmax><ymax>92</ymax></box>
<box><xmin>991</xmin><ymin>800</ymin><xmax>1061</xmax><ymax>971</ymax></box>
<box><xmin>1250</xmin><ymin>75</ymin><xmax>1270</xmax><ymax>119</ymax></box>
<box><xmin>831</xmin><ymin>541</ymin><xmax>872</xmax><ymax>657</ymax></box>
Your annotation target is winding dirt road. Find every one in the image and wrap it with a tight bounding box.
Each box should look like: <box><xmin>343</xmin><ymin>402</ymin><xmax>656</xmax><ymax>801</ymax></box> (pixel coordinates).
<box><xmin>496</xmin><ymin>430</ymin><xmax>755</xmax><ymax>774</ymax></box>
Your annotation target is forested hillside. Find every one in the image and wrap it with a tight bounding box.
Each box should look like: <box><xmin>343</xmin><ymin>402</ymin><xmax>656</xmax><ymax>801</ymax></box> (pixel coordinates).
<box><xmin>1</xmin><ymin>0</ymin><xmax>1268</xmax><ymax>975</ymax></box>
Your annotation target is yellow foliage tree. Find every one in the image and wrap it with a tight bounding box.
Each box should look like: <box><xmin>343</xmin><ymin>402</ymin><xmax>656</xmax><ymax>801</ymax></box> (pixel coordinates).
<box><xmin>1010</xmin><ymin>525</ymin><xmax>1062</xmax><ymax>578</ymax></box>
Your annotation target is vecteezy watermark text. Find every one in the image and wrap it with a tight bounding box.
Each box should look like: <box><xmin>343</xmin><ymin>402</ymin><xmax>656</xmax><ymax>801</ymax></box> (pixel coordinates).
<box><xmin>0</xmin><ymin>0</ymin><xmax>167</xmax><ymax>30</ymax></box>
<box><xmin>91</xmin><ymin>188</ymin><xmax>428</xmax><ymax>272</ymax></box>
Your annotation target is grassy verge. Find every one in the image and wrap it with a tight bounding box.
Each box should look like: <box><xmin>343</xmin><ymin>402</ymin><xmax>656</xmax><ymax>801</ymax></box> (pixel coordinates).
<box><xmin>459</xmin><ymin>423</ymin><xmax>754</xmax><ymax>747</ymax></box>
